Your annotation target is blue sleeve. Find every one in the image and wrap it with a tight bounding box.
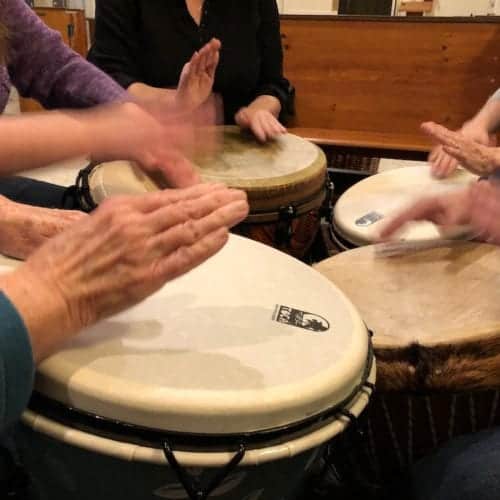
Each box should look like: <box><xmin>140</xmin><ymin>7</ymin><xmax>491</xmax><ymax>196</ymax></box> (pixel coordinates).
<box><xmin>0</xmin><ymin>292</ymin><xmax>35</xmax><ymax>431</ymax></box>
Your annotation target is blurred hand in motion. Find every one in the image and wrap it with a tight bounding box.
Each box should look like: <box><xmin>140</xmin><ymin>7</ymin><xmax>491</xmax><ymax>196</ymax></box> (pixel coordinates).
<box><xmin>380</xmin><ymin>180</ymin><xmax>500</xmax><ymax>245</ymax></box>
<box><xmin>176</xmin><ymin>38</ymin><xmax>221</xmax><ymax>112</ymax></box>
<box><xmin>0</xmin><ymin>196</ymin><xmax>86</xmax><ymax>260</ymax></box>
<box><xmin>2</xmin><ymin>183</ymin><xmax>248</xmax><ymax>361</ymax></box>
<box><xmin>425</xmin><ymin>121</ymin><xmax>497</xmax><ymax>178</ymax></box>
<box><xmin>91</xmin><ymin>89</ymin><xmax>223</xmax><ymax>188</ymax></box>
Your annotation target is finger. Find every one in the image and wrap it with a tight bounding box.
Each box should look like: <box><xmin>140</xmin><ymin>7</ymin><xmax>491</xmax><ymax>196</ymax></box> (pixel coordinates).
<box><xmin>155</xmin><ymin>227</ymin><xmax>229</xmax><ymax>283</ymax></box>
<box><xmin>379</xmin><ymin>198</ymin><xmax>442</xmax><ymax>239</ymax></box>
<box><xmin>147</xmin><ymin>188</ymin><xmax>247</xmax><ymax>233</ymax></box>
<box><xmin>270</xmin><ymin>117</ymin><xmax>286</xmax><ymax>136</ymax></box>
<box><xmin>421</xmin><ymin>122</ymin><xmax>461</xmax><ymax>149</ymax></box>
<box><xmin>150</xmin><ymin>199</ymin><xmax>249</xmax><ymax>256</ymax></box>
<box><xmin>196</xmin><ymin>47</ymin><xmax>211</xmax><ymax>77</ymax></box>
<box><xmin>250</xmin><ymin>115</ymin><xmax>267</xmax><ymax>143</ymax></box>
<box><xmin>431</xmin><ymin>150</ymin><xmax>450</xmax><ymax>178</ymax></box>
<box><xmin>189</xmin><ymin>50</ymin><xmax>201</xmax><ymax>77</ymax></box>
<box><xmin>428</xmin><ymin>145</ymin><xmax>442</xmax><ymax>165</ymax></box>
<box><xmin>235</xmin><ymin>108</ymin><xmax>250</xmax><ymax>128</ymax></box>
<box><xmin>207</xmin><ymin>46</ymin><xmax>220</xmax><ymax>79</ymax></box>
<box><xmin>257</xmin><ymin>114</ymin><xmax>276</xmax><ymax>141</ymax></box>
<box><xmin>436</xmin><ymin>152</ymin><xmax>459</xmax><ymax>178</ymax></box>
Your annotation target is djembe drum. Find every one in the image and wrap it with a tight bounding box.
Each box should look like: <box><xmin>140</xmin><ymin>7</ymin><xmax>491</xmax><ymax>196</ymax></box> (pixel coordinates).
<box><xmin>8</xmin><ymin>235</ymin><xmax>374</xmax><ymax>500</ymax></box>
<box><xmin>315</xmin><ymin>241</ymin><xmax>500</xmax><ymax>495</ymax></box>
<box><xmin>73</xmin><ymin>127</ymin><xmax>329</xmax><ymax>260</ymax></box>
<box><xmin>330</xmin><ymin>165</ymin><xmax>476</xmax><ymax>252</ymax></box>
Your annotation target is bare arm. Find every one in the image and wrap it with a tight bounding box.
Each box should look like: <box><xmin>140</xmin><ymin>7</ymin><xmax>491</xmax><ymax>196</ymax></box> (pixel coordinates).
<box><xmin>0</xmin><ymin>184</ymin><xmax>248</xmax><ymax>361</ymax></box>
<box><xmin>469</xmin><ymin>94</ymin><xmax>500</xmax><ymax>135</ymax></box>
<box><xmin>0</xmin><ymin>98</ymin><xmax>217</xmax><ymax>187</ymax></box>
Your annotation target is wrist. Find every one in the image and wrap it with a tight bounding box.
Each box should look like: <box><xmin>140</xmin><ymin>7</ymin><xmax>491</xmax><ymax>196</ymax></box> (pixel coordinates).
<box><xmin>0</xmin><ymin>265</ymin><xmax>78</xmax><ymax>362</ymax></box>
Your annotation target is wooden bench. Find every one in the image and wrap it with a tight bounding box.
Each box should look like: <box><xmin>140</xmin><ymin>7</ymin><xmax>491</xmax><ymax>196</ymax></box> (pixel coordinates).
<box><xmin>281</xmin><ymin>15</ymin><xmax>500</xmax><ymax>160</ymax></box>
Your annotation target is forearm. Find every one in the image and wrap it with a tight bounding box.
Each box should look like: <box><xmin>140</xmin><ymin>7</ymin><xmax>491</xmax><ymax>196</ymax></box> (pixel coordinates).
<box><xmin>470</xmin><ymin>94</ymin><xmax>500</xmax><ymax>134</ymax></box>
<box><xmin>0</xmin><ymin>112</ymin><xmax>93</xmax><ymax>174</ymax></box>
<box><xmin>0</xmin><ymin>105</ymin><xmax>129</xmax><ymax>174</ymax></box>
<box><xmin>128</xmin><ymin>83</ymin><xmax>176</xmax><ymax>104</ymax></box>
<box><xmin>246</xmin><ymin>95</ymin><xmax>281</xmax><ymax>118</ymax></box>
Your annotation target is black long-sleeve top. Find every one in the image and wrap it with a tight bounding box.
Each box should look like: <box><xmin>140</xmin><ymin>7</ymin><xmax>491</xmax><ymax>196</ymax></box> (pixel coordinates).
<box><xmin>88</xmin><ymin>0</ymin><xmax>294</xmax><ymax>124</ymax></box>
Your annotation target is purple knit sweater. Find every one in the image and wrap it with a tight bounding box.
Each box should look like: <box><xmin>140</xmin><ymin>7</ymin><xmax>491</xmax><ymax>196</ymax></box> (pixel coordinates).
<box><xmin>0</xmin><ymin>0</ymin><xmax>125</xmax><ymax>112</ymax></box>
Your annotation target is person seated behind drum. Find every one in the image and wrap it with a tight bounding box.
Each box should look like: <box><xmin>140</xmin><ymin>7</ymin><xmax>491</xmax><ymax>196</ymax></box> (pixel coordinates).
<box><xmin>0</xmin><ymin>0</ymin><xmax>221</xmax><ymax>259</ymax></box>
<box><xmin>428</xmin><ymin>88</ymin><xmax>500</xmax><ymax>178</ymax></box>
<box><xmin>88</xmin><ymin>0</ymin><xmax>293</xmax><ymax>143</ymax></box>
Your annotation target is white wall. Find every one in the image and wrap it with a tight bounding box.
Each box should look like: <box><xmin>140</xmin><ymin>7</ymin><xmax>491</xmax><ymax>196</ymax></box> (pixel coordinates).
<box><xmin>283</xmin><ymin>0</ymin><xmax>337</xmax><ymax>14</ymax></box>
<box><xmin>393</xmin><ymin>0</ymin><xmax>497</xmax><ymax>16</ymax></box>
<box><xmin>33</xmin><ymin>0</ymin><xmax>500</xmax><ymax>19</ymax></box>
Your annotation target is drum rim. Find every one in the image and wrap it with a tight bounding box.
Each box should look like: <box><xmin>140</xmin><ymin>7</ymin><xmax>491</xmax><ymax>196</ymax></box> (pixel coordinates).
<box><xmin>21</xmin><ymin>360</ymin><xmax>375</xmax><ymax>467</ymax></box>
<box><xmin>23</xmin><ymin>333</ymin><xmax>374</xmax><ymax>456</ymax></box>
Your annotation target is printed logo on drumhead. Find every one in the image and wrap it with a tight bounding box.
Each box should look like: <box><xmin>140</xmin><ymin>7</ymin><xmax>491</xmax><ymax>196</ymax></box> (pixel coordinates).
<box><xmin>355</xmin><ymin>211</ymin><xmax>384</xmax><ymax>227</ymax></box>
<box><xmin>273</xmin><ymin>305</ymin><xmax>330</xmax><ymax>333</ymax></box>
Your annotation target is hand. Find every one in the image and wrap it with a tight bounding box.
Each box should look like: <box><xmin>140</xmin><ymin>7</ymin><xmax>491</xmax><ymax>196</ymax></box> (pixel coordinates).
<box><xmin>467</xmin><ymin>180</ymin><xmax>500</xmax><ymax>244</ymax></box>
<box><xmin>426</xmin><ymin>121</ymin><xmax>497</xmax><ymax>178</ymax></box>
<box><xmin>379</xmin><ymin>188</ymin><xmax>473</xmax><ymax>240</ymax></box>
<box><xmin>235</xmin><ymin>107</ymin><xmax>286</xmax><ymax>142</ymax></box>
<box><xmin>176</xmin><ymin>38</ymin><xmax>221</xmax><ymax>111</ymax></box>
<box><xmin>0</xmin><ymin>197</ymin><xmax>86</xmax><ymax>260</ymax></box>
<box><xmin>379</xmin><ymin>180</ymin><xmax>500</xmax><ymax>244</ymax></box>
<box><xmin>2</xmin><ymin>184</ymin><xmax>248</xmax><ymax>361</ymax></box>
<box><xmin>91</xmin><ymin>98</ymin><xmax>221</xmax><ymax>188</ymax></box>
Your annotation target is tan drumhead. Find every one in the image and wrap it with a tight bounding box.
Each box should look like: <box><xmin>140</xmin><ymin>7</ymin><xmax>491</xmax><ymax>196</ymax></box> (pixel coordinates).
<box><xmin>88</xmin><ymin>161</ymin><xmax>160</xmax><ymax>205</ymax></box>
<box><xmin>333</xmin><ymin>165</ymin><xmax>477</xmax><ymax>246</ymax></box>
<box><xmin>195</xmin><ymin>126</ymin><xmax>326</xmax><ymax>211</ymax></box>
<box><xmin>315</xmin><ymin>242</ymin><xmax>500</xmax><ymax>348</ymax></box>
<box><xmin>0</xmin><ymin>236</ymin><xmax>370</xmax><ymax>435</ymax></box>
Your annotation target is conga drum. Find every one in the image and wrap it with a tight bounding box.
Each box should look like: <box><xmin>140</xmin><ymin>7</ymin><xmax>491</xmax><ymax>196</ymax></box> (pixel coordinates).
<box><xmin>315</xmin><ymin>242</ymin><xmax>500</xmax><ymax>493</ymax></box>
<box><xmin>330</xmin><ymin>165</ymin><xmax>476</xmax><ymax>252</ymax></box>
<box><xmin>73</xmin><ymin>127</ymin><xmax>328</xmax><ymax>260</ymax></box>
<box><xmin>9</xmin><ymin>236</ymin><xmax>374</xmax><ymax>500</ymax></box>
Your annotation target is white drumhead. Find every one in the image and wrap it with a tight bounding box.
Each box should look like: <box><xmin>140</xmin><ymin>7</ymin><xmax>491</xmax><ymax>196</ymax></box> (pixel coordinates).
<box><xmin>333</xmin><ymin>165</ymin><xmax>477</xmax><ymax>246</ymax></box>
<box><xmin>88</xmin><ymin>161</ymin><xmax>159</xmax><ymax>204</ymax></box>
<box><xmin>0</xmin><ymin>236</ymin><xmax>369</xmax><ymax>435</ymax></box>
<box><xmin>196</xmin><ymin>127</ymin><xmax>323</xmax><ymax>187</ymax></box>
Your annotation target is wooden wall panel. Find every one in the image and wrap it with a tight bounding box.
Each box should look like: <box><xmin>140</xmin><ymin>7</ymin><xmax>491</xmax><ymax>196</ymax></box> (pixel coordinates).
<box><xmin>282</xmin><ymin>17</ymin><xmax>500</xmax><ymax>149</ymax></box>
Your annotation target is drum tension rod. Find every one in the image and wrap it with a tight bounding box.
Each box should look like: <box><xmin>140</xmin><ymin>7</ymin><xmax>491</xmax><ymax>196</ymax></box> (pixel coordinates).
<box><xmin>162</xmin><ymin>441</ymin><xmax>246</xmax><ymax>500</ymax></box>
<box><xmin>277</xmin><ymin>205</ymin><xmax>297</xmax><ymax>245</ymax></box>
<box><xmin>321</xmin><ymin>180</ymin><xmax>335</xmax><ymax>224</ymax></box>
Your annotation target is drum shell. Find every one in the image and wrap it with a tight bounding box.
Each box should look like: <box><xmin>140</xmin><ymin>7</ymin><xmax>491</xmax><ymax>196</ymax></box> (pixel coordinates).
<box><xmin>14</xmin><ymin>423</ymin><xmax>321</xmax><ymax>500</ymax></box>
<box><xmin>315</xmin><ymin>242</ymin><xmax>500</xmax><ymax>490</ymax></box>
<box><xmin>234</xmin><ymin>185</ymin><xmax>326</xmax><ymax>260</ymax></box>
<box><xmin>14</xmin><ymin>365</ymin><xmax>374</xmax><ymax>500</ymax></box>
